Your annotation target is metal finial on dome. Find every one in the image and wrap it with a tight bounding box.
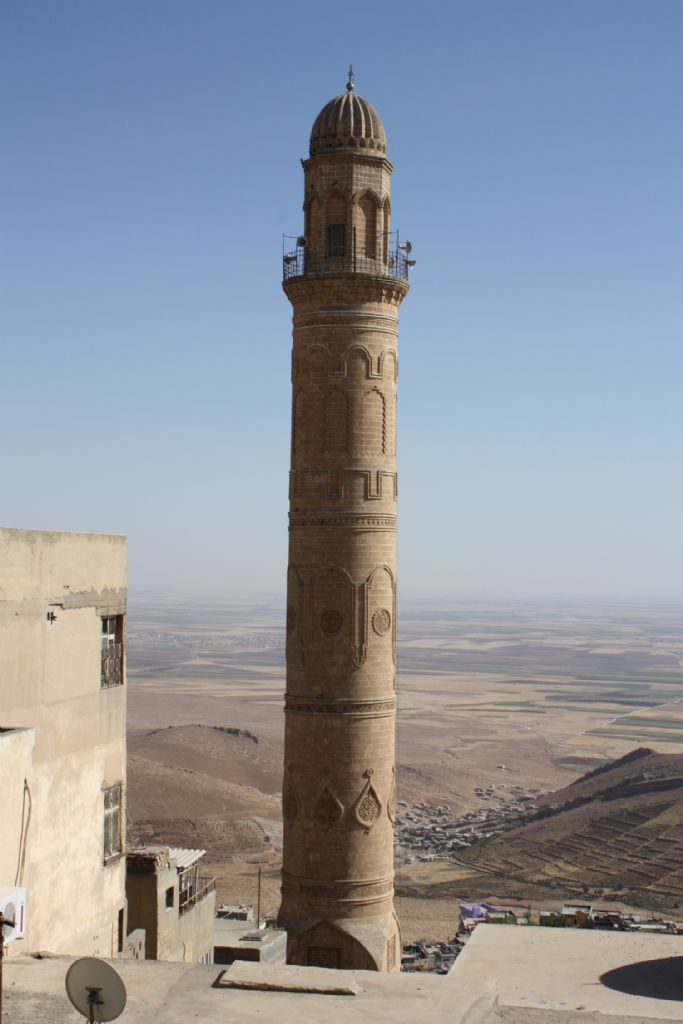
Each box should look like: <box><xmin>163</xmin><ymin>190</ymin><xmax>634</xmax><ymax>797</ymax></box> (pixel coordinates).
<box><xmin>346</xmin><ymin>65</ymin><xmax>355</xmax><ymax>91</ymax></box>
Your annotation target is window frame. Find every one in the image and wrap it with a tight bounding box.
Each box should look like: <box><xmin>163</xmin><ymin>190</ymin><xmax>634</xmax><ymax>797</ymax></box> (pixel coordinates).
<box><xmin>100</xmin><ymin>614</ymin><xmax>125</xmax><ymax>688</ymax></box>
<box><xmin>103</xmin><ymin>782</ymin><xmax>123</xmax><ymax>864</ymax></box>
<box><xmin>327</xmin><ymin>223</ymin><xmax>345</xmax><ymax>257</ymax></box>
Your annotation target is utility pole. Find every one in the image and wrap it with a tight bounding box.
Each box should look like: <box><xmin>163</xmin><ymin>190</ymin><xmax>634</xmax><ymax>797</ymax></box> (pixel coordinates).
<box><xmin>256</xmin><ymin>865</ymin><xmax>262</xmax><ymax>928</ymax></box>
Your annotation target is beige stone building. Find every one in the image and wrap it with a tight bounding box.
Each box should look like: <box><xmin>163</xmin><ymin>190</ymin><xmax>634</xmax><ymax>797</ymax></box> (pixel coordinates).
<box><xmin>0</xmin><ymin>527</ymin><xmax>127</xmax><ymax>958</ymax></box>
<box><xmin>278</xmin><ymin>73</ymin><xmax>411</xmax><ymax>971</ymax></box>
<box><xmin>126</xmin><ymin>846</ymin><xmax>216</xmax><ymax>963</ymax></box>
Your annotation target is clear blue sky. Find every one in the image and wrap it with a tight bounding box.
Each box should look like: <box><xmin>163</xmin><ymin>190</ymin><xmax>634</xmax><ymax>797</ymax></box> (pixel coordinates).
<box><xmin>2</xmin><ymin>1</ymin><xmax>682</xmax><ymax>603</ymax></box>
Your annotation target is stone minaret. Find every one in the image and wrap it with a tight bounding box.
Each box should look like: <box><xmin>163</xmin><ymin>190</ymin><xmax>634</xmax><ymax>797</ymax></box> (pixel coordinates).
<box><xmin>278</xmin><ymin>72</ymin><xmax>411</xmax><ymax>972</ymax></box>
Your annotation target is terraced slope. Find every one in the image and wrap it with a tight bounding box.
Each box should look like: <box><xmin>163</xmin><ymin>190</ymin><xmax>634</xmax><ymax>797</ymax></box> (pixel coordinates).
<box><xmin>459</xmin><ymin>749</ymin><xmax>683</xmax><ymax>910</ymax></box>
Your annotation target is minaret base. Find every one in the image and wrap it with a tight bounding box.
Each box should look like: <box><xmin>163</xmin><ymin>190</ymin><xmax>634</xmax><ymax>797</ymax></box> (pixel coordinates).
<box><xmin>279</xmin><ymin>910</ymin><xmax>401</xmax><ymax>972</ymax></box>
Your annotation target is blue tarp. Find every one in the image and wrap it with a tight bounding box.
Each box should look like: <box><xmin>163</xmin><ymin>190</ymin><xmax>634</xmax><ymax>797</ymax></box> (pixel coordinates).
<box><xmin>459</xmin><ymin>902</ymin><xmax>498</xmax><ymax>919</ymax></box>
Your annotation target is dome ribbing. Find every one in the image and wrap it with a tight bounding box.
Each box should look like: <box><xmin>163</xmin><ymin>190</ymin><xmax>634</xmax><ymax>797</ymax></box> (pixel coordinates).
<box><xmin>310</xmin><ymin>90</ymin><xmax>387</xmax><ymax>157</ymax></box>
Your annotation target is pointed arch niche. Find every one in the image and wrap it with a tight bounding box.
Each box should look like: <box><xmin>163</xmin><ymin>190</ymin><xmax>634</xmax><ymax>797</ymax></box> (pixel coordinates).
<box><xmin>327</xmin><ymin>192</ymin><xmax>347</xmax><ymax>257</ymax></box>
<box><xmin>382</xmin><ymin>198</ymin><xmax>391</xmax><ymax>264</ymax></box>
<box><xmin>357</xmin><ymin>193</ymin><xmax>377</xmax><ymax>259</ymax></box>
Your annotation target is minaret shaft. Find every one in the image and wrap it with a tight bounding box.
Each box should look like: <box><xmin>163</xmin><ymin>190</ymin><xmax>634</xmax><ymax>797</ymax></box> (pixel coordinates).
<box><xmin>278</xmin><ymin>88</ymin><xmax>409</xmax><ymax>973</ymax></box>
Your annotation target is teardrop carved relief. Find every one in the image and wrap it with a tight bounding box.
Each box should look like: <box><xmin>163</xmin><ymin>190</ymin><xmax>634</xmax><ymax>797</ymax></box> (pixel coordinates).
<box><xmin>313</xmin><ymin>785</ymin><xmax>344</xmax><ymax>829</ymax></box>
<box><xmin>354</xmin><ymin>772</ymin><xmax>383</xmax><ymax>830</ymax></box>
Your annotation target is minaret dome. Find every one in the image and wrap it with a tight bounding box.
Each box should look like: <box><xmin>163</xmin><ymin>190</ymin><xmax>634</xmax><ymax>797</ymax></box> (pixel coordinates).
<box><xmin>309</xmin><ymin>89</ymin><xmax>387</xmax><ymax>156</ymax></box>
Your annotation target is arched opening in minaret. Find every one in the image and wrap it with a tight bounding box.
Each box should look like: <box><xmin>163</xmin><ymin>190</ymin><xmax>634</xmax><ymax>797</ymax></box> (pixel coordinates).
<box><xmin>357</xmin><ymin>193</ymin><xmax>377</xmax><ymax>259</ymax></box>
<box><xmin>326</xmin><ymin>192</ymin><xmax>346</xmax><ymax>257</ymax></box>
<box><xmin>382</xmin><ymin>199</ymin><xmax>391</xmax><ymax>264</ymax></box>
<box><xmin>305</xmin><ymin>194</ymin><xmax>320</xmax><ymax>256</ymax></box>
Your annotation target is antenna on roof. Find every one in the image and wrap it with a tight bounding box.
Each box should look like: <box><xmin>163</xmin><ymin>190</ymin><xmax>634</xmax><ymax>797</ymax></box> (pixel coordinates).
<box><xmin>346</xmin><ymin>65</ymin><xmax>355</xmax><ymax>92</ymax></box>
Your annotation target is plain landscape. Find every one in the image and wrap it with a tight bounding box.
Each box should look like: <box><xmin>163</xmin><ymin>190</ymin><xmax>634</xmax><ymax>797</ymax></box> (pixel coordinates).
<box><xmin>126</xmin><ymin>599</ymin><xmax>683</xmax><ymax>940</ymax></box>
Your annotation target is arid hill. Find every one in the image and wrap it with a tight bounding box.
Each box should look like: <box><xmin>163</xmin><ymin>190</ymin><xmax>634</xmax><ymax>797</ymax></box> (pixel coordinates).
<box><xmin>127</xmin><ymin>724</ymin><xmax>283</xmax><ymax>861</ymax></box>
<box><xmin>457</xmin><ymin>749</ymin><xmax>683</xmax><ymax>910</ymax></box>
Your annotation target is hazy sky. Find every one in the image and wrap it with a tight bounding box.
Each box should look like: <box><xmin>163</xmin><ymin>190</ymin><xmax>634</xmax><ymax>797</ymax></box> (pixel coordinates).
<box><xmin>2</xmin><ymin>1</ymin><xmax>682</xmax><ymax>603</ymax></box>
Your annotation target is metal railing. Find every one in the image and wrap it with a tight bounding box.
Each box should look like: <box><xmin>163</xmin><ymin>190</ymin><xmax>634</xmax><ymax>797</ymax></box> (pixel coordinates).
<box><xmin>179</xmin><ymin>876</ymin><xmax>216</xmax><ymax>916</ymax></box>
<box><xmin>283</xmin><ymin>233</ymin><xmax>412</xmax><ymax>283</ymax></box>
<box><xmin>101</xmin><ymin>643</ymin><xmax>124</xmax><ymax>688</ymax></box>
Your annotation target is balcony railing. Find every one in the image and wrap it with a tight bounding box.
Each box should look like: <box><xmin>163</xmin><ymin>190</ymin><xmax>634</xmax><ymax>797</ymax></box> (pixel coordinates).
<box><xmin>101</xmin><ymin>643</ymin><xmax>124</xmax><ymax>688</ymax></box>
<box><xmin>179</xmin><ymin>876</ymin><xmax>216</xmax><ymax>916</ymax></box>
<box><xmin>283</xmin><ymin>233</ymin><xmax>412</xmax><ymax>283</ymax></box>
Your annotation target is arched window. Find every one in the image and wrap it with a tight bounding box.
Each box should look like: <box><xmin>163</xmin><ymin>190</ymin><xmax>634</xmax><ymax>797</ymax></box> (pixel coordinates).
<box><xmin>327</xmin><ymin>193</ymin><xmax>346</xmax><ymax>257</ymax></box>
<box><xmin>306</xmin><ymin>195</ymin><xmax>320</xmax><ymax>254</ymax></box>
<box><xmin>357</xmin><ymin>194</ymin><xmax>377</xmax><ymax>258</ymax></box>
<box><xmin>382</xmin><ymin>199</ymin><xmax>391</xmax><ymax>263</ymax></box>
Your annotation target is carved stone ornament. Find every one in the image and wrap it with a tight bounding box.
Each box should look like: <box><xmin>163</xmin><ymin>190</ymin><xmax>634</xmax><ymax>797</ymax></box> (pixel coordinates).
<box><xmin>387</xmin><ymin>768</ymin><xmax>397</xmax><ymax>823</ymax></box>
<box><xmin>320</xmin><ymin>609</ymin><xmax>343</xmax><ymax>635</ymax></box>
<box><xmin>283</xmin><ymin>781</ymin><xmax>300</xmax><ymax>823</ymax></box>
<box><xmin>313</xmin><ymin>785</ymin><xmax>344</xmax><ymax>828</ymax></box>
<box><xmin>286</xmin><ymin>605</ymin><xmax>297</xmax><ymax>634</ymax></box>
<box><xmin>354</xmin><ymin>778</ymin><xmax>382</xmax><ymax>830</ymax></box>
<box><xmin>372</xmin><ymin>608</ymin><xmax>392</xmax><ymax>637</ymax></box>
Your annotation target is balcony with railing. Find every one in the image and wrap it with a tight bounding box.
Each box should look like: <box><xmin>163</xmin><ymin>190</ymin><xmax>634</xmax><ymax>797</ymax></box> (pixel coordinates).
<box><xmin>179</xmin><ymin>876</ymin><xmax>216</xmax><ymax>916</ymax></box>
<box><xmin>101</xmin><ymin>642</ymin><xmax>124</xmax><ymax>688</ymax></box>
<box><xmin>283</xmin><ymin>231</ymin><xmax>414</xmax><ymax>284</ymax></box>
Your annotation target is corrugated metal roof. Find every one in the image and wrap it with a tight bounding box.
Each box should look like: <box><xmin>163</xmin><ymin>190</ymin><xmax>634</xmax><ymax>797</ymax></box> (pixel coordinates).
<box><xmin>168</xmin><ymin>847</ymin><xmax>205</xmax><ymax>870</ymax></box>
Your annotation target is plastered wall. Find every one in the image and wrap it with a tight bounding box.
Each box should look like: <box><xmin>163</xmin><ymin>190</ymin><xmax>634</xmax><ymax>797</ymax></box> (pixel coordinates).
<box><xmin>0</xmin><ymin>528</ymin><xmax>127</xmax><ymax>957</ymax></box>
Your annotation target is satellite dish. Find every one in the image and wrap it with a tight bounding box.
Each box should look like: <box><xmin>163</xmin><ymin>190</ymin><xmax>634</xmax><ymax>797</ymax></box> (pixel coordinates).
<box><xmin>65</xmin><ymin>958</ymin><xmax>127</xmax><ymax>1023</ymax></box>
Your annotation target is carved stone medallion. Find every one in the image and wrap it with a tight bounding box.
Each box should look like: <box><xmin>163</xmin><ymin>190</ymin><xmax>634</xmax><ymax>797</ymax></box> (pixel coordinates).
<box><xmin>372</xmin><ymin>608</ymin><xmax>391</xmax><ymax>636</ymax></box>
<box><xmin>354</xmin><ymin>776</ymin><xmax>382</xmax><ymax>830</ymax></box>
<box><xmin>320</xmin><ymin>609</ymin><xmax>343</xmax><ymax>635</ymax></box>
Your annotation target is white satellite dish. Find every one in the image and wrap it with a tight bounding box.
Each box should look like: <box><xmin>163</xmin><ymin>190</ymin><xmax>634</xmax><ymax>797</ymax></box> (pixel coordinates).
<box><xmin>65</xmin><ymin>958</ymin><xmax>127</xmax><ymax>1023</ymax></box>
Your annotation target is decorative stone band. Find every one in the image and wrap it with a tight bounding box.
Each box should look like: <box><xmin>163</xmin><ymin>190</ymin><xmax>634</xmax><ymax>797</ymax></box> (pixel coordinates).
<box><xmin>285</xmin><ymin>695</ymin><xmax>396</xmax><ymax>718</ymax></box>
<box><xmin>293</xmin><ymin>311</ymin><xmax>398</xmax><ymax>333</ymax></box>
<box><xmin>282</xmin><ymin>870</ymin><xmax>394</xmax><ymax>906</ymax></box>
<box><xmin>289</xmin><ymin>513</ymin><xmax>396</xmax><ymax>530</ymax></box>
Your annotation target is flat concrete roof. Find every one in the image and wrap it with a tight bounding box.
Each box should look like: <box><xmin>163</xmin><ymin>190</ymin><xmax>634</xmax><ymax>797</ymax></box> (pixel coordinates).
<box><xmin>5</xmin><ymin>927</ymin><xmax>683</xmax><ymax>1023</ymax></box>
<box><xmin>450</xmin><ymin>924</ymin><xmax>683</xmax><ymax>1022</ymax></box>
<box><xmin>214</xmin><ymin>921</ymin><xmax>286</xmax><ymax>948</ymax></box>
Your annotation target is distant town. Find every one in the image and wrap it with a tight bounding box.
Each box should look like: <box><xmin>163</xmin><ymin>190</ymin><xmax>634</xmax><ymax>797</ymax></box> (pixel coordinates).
<box><xmin>395</xmin><ymin>780</ymin><xmax>539</xmax><ymax>862</ymax></box>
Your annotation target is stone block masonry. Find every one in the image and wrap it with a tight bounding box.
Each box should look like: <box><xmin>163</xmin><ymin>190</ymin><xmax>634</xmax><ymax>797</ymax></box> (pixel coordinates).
<box><xmin>277</xmin><ymin>76</ymin><xmax>410</xmax><ymax>972</ymax></box>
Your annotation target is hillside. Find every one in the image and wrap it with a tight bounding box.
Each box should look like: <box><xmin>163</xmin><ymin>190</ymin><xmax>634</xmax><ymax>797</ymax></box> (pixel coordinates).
<box><xmin>127</xmin><ymin>724</ymin><xmax>283</xmax><ymax>861</ymax></box>
<box><xmin>456</xmin><ymin>749</ymin><xmax>683</xmax><ymax>910</ymax></box>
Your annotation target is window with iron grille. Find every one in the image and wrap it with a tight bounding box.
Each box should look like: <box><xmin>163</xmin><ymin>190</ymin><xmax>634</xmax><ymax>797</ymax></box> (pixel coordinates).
<box><xmin>103</xmin><ymin>783</ymin><xmax>122</xmax><ymax>862</ymax></box>
<box><xmin>101</xmin><ymin>615</ymin><xmax>124</xmax><ymax>688</ymax></box>
<box><xmin>327</xmin><ymin>223</ymin><xmax>345</xmax><ymax>257</ymax></box>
